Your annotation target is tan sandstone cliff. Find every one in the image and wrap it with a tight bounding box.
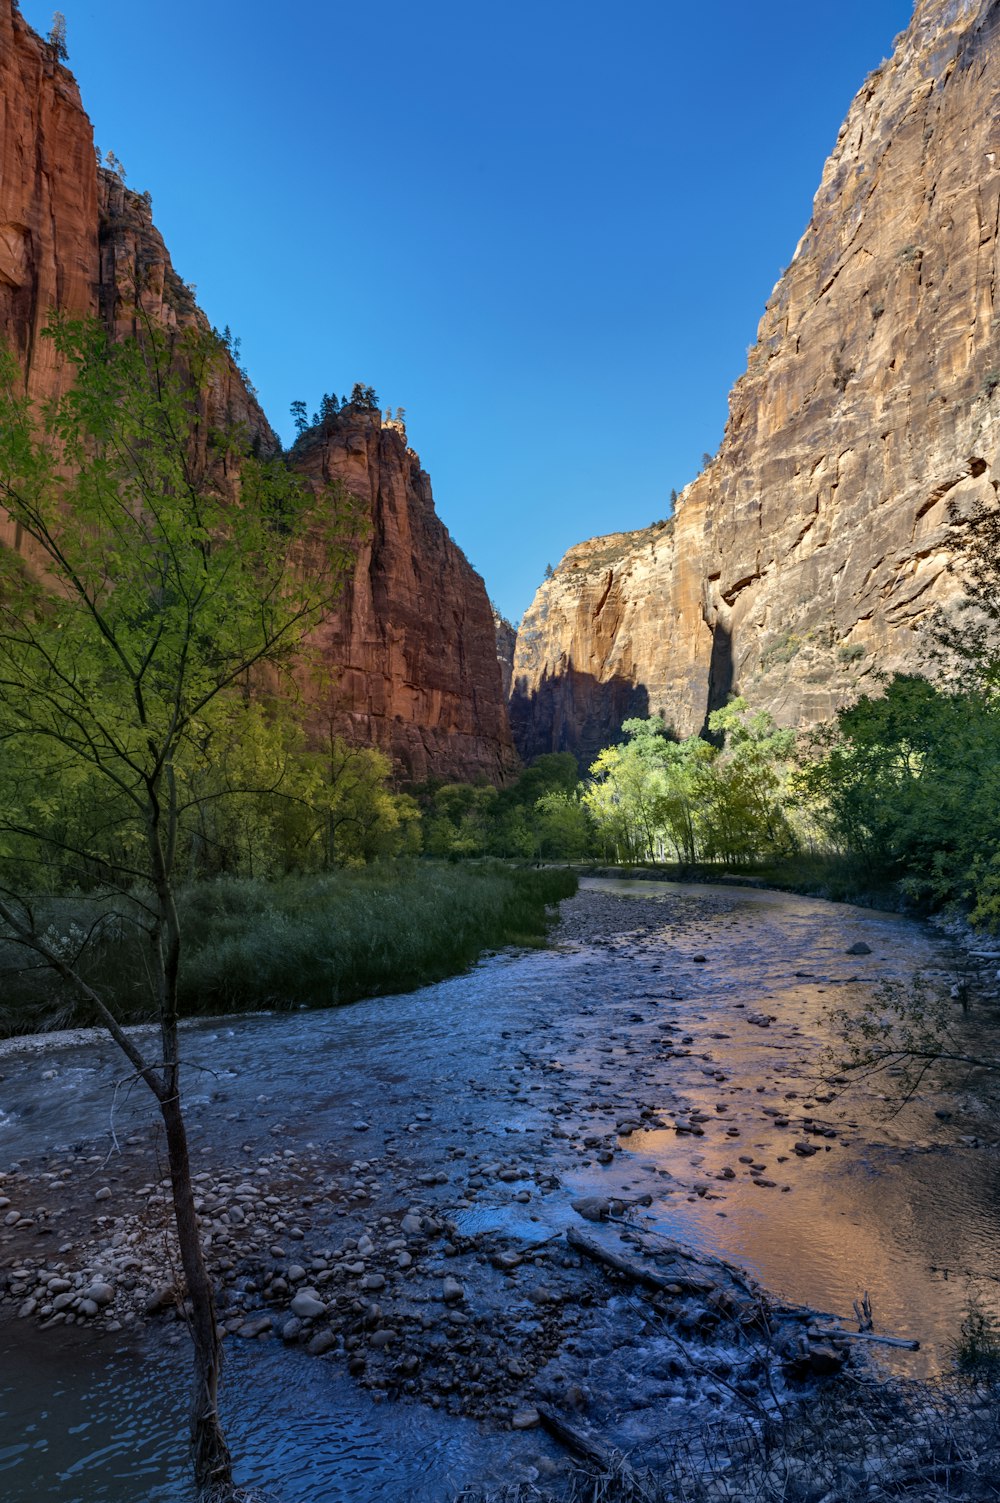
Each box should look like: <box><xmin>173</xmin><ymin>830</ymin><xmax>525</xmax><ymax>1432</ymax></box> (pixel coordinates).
<box><xmin>0</xmin><ymin>2</ymin><xmax>514</xmax><ymax>784</ymax></box>
<box><xmin>513</xmin><ymin>0</ymin><xmax>1000</xmax><ymax>761</ymax></box>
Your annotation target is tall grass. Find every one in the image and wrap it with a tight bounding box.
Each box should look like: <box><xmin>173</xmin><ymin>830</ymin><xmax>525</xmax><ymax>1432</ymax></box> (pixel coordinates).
<box><xmin>0</xmin><ymin>862</ymin><xmax>577</xmax><ymax>1035</ymax></box>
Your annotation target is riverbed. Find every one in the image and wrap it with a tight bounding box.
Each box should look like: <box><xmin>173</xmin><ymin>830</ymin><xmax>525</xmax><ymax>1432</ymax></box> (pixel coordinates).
<box><xmin>1</xmin><ymin>877</ymin><xmax>998</xmax><ymax>1501</ymax></box>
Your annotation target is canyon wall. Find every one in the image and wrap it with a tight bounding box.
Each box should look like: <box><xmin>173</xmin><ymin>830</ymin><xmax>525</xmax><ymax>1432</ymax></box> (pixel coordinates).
<box><xmin>292</xmin><ymin>415</ymin><xmax>516</xmax><ymax>783</ymax></box>
<box><xmin>0</xmin><ymin>2</ymin><xmax>514</xmax><ymax>784</ymax></box>
<box><xmin>513</xmin><ymin>0</ymin><xmax>1000</xmax><ymax>758</ymax></box>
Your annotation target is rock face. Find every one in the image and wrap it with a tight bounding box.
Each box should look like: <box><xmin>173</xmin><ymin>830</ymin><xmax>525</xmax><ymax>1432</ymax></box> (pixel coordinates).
<box><xmin>492</xmin><ymin>609</ymin><xmax>517</xmax><ymax>701</ymax></box>
<box><xmin>0</xmin><ymin>5</ymin><xmax>97</xmax><ymax>401</ymax></box>
<box><xmin>292</xmin><ymin>414</ymin><xmax>516</xmax><ymax>782</ymax></box>
<box><xmin>513</xmin><ymin>0</ymin><xmax>1000</xmax><ymax>758</ymax></box>
<box><xmin>0</xmin><ymin>2</ymin><xmax>514</xmax><ymax>784</ymax></box>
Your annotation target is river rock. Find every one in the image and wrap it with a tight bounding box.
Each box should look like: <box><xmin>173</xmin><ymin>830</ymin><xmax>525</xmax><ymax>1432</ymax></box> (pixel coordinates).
<box><xmin>571</xmin><ymin>1196</ymin><xmax>611</xmax><ymax>1222</ymax></box>
<box><xmin>144</xmin><ymin>1285</ymin><xmax>175</xmax><ymax>1315</ymax></box>
<box><xmin>290</xmin><ymin>1290</ymin><xmax>326</xmax><ymax>1319</ymax></box>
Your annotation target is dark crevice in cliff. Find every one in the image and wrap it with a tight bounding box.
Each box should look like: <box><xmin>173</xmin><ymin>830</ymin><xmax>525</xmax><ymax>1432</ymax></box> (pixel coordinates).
<box><xmin>702</xmin><ymin>621</ymin><xmax>734</xmax><ymax>741</ymax></box>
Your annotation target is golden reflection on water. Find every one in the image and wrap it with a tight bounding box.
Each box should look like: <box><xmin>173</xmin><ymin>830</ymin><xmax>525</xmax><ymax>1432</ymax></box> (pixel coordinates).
<box><xmin>580</xmin><ymin>878</ymin><xmax>1000</xmax><ymax>1375</ymax></box>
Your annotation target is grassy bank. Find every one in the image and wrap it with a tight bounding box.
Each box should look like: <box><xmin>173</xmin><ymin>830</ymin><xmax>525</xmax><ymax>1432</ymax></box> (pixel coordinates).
<box><xmin>0</xmin><ymin>862</ymin><xmax>578</xmax><ymax>1036</ymax></box>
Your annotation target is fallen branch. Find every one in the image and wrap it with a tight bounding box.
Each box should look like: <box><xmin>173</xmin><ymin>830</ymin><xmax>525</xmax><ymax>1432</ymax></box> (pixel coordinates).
<box><xmin>535</xmin><ymin>1404</ymin><xmax>615</xmax><ymax>1469</ymax></box>
<box><xmin>567</xmin><ymin>1225</ymin><xmax>713</xmax><ymax>1295</ymax></box>
<box><xmin>534</xmin><ymin>1406</ymin><xmax>655</xmax><ymax>1498</ymax></box>
<box><xmin>810</xmin><ymin>1327</ymin><xmax>920</xmax><ymax>1351</ymax></box>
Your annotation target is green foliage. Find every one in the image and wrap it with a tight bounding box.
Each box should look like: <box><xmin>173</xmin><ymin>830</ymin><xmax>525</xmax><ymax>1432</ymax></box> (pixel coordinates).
<box><xmin>47</xmin><ymin>10</ymin><xmax>68</xmax><ymax>60</ymax></box>
<box><xmin>0</xmin><ymin>864</ymin><xmax>578</xmax><ymax>1030</ymax></box>
<box><xmin>801</xmin><ymin>675</ymin><xmax>1000</xmax><ymax>916</ymax></box>
<box><xmin>0</xmin><ymin>313</ymin><xmax>359</xmax><ymax>937</ymax></box>
<box><xmin>799</xmin><ymin>499</ymin><xmax>1000</xmax><ymax>921</ymax></box>
<box><xmin>761</xmin><ymin>630</ymin><xmax>802</xmax><ymax>669</ymax></box>
<box><xmin>349</xmin><ymin>382</ymin><xmax>379</xmax><ymax>410</ymax></box>
<box><xmin>582</xmin><ymin>702</ymin><xmax>797</xmax><ymax>866</ymax></box>
<box><xmin>418</xmin><ymin>753</ymin><xmax>591</xmax><ymax>861</ymax></box>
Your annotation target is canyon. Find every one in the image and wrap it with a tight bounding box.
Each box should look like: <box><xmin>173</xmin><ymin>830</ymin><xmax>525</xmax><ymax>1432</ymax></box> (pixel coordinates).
<box><xmin>512</xmin><ymin>0</ymin><xmax>1000</xmax><ymax>763</ymax></box>
<box><xmin>0</xmin><ymin>1</ymin><xmax>515</xmax><ymax>784</ymax></box>
<box><xmin>5</xmin><ymin>0</ymin><xmax>1000</xmax><ymax>780</ymax></box>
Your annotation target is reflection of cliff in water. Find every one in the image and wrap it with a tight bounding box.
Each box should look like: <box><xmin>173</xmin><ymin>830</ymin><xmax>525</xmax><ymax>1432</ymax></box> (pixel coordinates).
<box><xmin>509</xmin><ymin>664</ymin><xmax>649</xmax><ymax>768</ymax></box>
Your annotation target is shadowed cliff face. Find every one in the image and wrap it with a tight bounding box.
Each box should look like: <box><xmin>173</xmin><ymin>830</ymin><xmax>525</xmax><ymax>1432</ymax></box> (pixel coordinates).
<box><xmin>0</xmin><ymin>2</ymin><xmax>514</xmax><ymax>785</ymax></box>
<box><xmin>513</xmin><ymin>0</ymin><xmax>1000</xmax><ymax>755</ymax></box>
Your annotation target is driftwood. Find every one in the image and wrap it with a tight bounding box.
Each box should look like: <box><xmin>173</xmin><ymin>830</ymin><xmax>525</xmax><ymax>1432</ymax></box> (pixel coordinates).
<box><xmin>535</xmin><ymin>1405</ymin><xmax>653</xmax><ymax>1497</ymax></box>
<box><xmin>567</xmin><ymin>1225</ymin><xmax>714</xmax><ymax>1295</ymax></box>
<box><xmin>567</xmin><ymin>1227</ymin><xmax>921</xmax><ymax>1352</ymax></box>
<box><xmin>608</xmin><ymin>1217</ymin><xmax>761</xmax><ymax>1299</ymax></box>
<box><xmin>535</xmin><ymin>1404</ymin><xmax>617</xmax><ymax>1469</ymax></box>
<box><xmin>810</xmin><ymin>1326</ymin><xmax>920</xmax><ymax>1351</ymax></box>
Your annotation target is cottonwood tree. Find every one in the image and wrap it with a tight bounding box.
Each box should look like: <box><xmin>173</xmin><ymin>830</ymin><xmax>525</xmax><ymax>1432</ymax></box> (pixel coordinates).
<box><xmin>0</xmin><ymin>314</ymin><xmax>356</xmax><ymax>1500</ymax></box>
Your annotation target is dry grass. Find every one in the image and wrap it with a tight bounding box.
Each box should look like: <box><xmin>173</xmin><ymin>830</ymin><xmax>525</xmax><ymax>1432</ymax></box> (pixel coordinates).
<box><xmin>456</xmin><ymin>1379</ymin><xmax>1000</xmax><ymax>1503</ymax></box>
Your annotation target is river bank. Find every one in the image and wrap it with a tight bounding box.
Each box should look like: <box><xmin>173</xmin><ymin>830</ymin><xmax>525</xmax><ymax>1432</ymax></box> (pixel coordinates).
<box><xmin>1</xmin><ymin>879</ymin><xmax>999</xmax><ymax>1499</ymax></box>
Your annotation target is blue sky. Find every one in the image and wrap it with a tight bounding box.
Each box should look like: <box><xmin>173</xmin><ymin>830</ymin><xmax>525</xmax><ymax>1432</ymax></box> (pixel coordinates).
<box><xmin>23</xmin><ymin>0</ymin><xmax>914</xmax><ymax>623</ymax></box>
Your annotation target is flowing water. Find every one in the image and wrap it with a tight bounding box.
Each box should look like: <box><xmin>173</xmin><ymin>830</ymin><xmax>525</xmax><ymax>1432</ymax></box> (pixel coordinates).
<box><xmin>1</xmin><ymin>878</ymin><xmax>998</xmax><ymax>1501</ymax></box>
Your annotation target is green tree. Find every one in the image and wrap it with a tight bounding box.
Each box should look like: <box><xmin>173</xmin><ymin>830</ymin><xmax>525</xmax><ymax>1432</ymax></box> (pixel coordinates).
<box><xmin>423</xmin><ymin>782</ymin><xmax>498</xmax><ymax>858</ymax></box>
<box><xmin>534</xmin><ymin>789</ymin><xmax>593</xmax><ymax>859</ymax></box>
<box><xmin>0</xmin><ymin>315</ymin><xmax>356</xmax><ymax>1499</ymax></box>
<box><xmin>289</xmin><ymin>398</ymin><xmax>309</xmax><ymax>436</ymax></box>
<box><xmin>47</xmin><ymin>9</ymin><xmax>68</xmax><ymax>59</ymax></box>
<box><xmin>802</xmin><ymin>674</ymin><xmax>1000</xmax><ymax>919</ymax></box>
<box><xmin>702</xmin><ymin>699</ymin><xmax>797</xmax><ymax>863</ymax></box>
<box><xmin>349</xmin><ymin>382</ymin><xmax>379</xmax><ymax>410</ymax></box>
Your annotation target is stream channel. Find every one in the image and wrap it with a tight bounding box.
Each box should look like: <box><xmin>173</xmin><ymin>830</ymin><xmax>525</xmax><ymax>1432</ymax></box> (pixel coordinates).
<box><xmin>0</xmin><ymin>876</ymin><xmax>998</xmax><ymax>1501</ymax></box>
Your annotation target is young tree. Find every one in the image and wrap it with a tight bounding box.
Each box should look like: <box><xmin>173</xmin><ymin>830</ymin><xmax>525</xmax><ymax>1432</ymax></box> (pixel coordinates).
<box><xmin>0</xmin><ymin>315</ymin><xmax>356</xmax><ymax>1499</ymax></box>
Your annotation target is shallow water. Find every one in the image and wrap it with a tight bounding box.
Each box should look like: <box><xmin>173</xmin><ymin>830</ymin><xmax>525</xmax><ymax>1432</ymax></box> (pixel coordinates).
<box><xmin>1</xmin><ymin>878</ymin><xmax>998</xmax><ymax>1500</ymax></box>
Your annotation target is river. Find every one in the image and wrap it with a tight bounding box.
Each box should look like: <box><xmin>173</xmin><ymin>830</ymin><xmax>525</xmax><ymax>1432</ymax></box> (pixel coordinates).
<box><xmin>0</xmin><ymin>877</ymin><xmax>998</xmax><ymax>1501</ymax></box>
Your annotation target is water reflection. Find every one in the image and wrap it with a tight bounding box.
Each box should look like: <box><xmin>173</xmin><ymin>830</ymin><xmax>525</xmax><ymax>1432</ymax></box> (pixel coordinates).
<box><xmin>1</xmin><ymin>877</ymin><xmax>998</xmax><ymax>1498</ymax></box>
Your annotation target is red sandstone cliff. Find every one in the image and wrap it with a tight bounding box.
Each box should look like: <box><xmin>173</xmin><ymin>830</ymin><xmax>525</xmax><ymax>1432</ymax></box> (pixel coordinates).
<box><xmin>292</xmin><ymin>412</ymin><xmax>516</xmax><ymax>782</ymax></box>
<box><xmin>513</xmin><ymin>0</ymin><xmax>1000</xmax><ymax>756</ymax></box>
<box><xmin>0</xmin><ymin>2</ymin><xmax>514</xmax><ymax>784</ymax></box>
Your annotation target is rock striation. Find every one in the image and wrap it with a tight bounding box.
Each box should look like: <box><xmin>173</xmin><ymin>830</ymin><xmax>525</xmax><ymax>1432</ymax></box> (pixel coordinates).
<box><xmin>513</xmin><ymin>0</ymin><xmax>1000</xmax><ymax>758</ymax></box>
<box><xmin>0</xmin><ymin>2</ymin><xmax>514</xmax><ymax>784</ymax></box>
<box><xmin>291</xmin><ymin>413</ymin><xmax>516</xmax><ymax>783</ymax></box>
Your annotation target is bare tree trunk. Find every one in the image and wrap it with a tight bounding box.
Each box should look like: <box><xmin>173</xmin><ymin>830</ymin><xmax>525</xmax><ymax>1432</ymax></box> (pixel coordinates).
<box><xmin>159</xmin><ymin>1087</ymin><xmax>235</xmax><ymax>1500</ymax></box>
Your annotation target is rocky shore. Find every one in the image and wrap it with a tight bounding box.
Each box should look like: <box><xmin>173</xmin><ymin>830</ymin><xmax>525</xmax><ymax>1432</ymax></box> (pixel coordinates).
<box><xmin>1</xmin><ymin>880</ymin><xmax>997</xmax><ymax>1497</ymax></box>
